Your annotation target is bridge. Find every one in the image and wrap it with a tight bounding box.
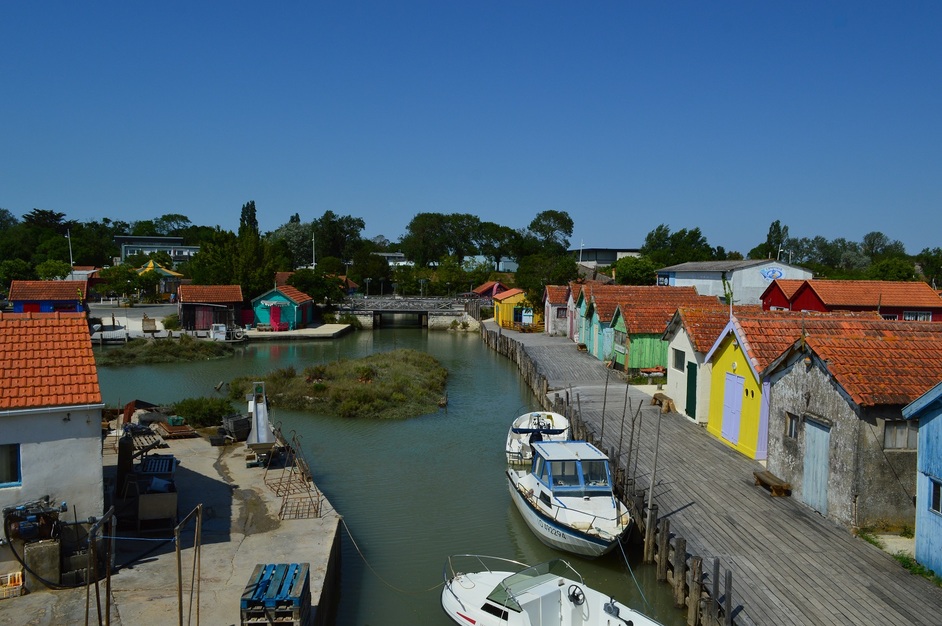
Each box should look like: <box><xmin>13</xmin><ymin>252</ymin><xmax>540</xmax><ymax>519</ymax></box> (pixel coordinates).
<box><xmin>338</xmin><ymin>296</ymin><xmax>482</xmax><ymax>329</ymax></box>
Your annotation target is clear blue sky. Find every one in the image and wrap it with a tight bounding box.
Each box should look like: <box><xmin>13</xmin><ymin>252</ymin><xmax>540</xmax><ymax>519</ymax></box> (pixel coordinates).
<box><xmin>2</xmin><ymin>2</ymin><xmax>941</xmax><ymax>255</ymax></box>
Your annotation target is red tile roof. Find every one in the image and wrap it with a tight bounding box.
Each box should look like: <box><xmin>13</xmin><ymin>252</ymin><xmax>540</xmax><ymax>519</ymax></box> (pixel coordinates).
<box><xmin>177</xmin><ymin>284</ymin><xmax>244</xmax><ymax>303</ymax></box>
<box><xmin>275</xmin><ymin>272</ymin><xmax>294</xmax><ymax>286</ymax></box>
<box><xmin>732</xmin><ymin>311</ymin><xmax>887</xmax><ymax>373</ymax></box>
<box><xmin>619</xmin><ymin>295</ymin><xmax>721</xmax><ymax>334</ymax></box>
<box><xmin>545</xmin><ymin>285</ymin><xmax>569</xmax><ymax>305</ymax></box>
<box><xmin>800</xmin><ymin>280</ymin><xmax>942</xmax><ymax>308</ymax></box>
<box><xmin>494</xmin><ymin>288</ymin><xmax>525</xmax><ymax>301</ymax></box>
<box><xmin>770</xmin><ymin>279</ymin><xmax>806</xmax><ymax>299</ymax></box>
<box><xmin>588</xmin><ymin>286</ymin><xmax>704</xmax><ymax>324</ymax></box>
<box><xmin>277</xmin><ymin>285</ymin><xmax>313</xmax><ymax>304</ymax></box>
<box><xmin>8</xmin><ymin>280</ymin><xmax>88</xmax><ymax>301</ymax></box>
<box><xmin>805</xmin><ymin>327</ymin><xmax>942</xmax><ymax>406</ymax></box>
<box><xmin>0</xmin><ymin>312</ymin><xmax>101</xmax><ymax>410</ymax></box>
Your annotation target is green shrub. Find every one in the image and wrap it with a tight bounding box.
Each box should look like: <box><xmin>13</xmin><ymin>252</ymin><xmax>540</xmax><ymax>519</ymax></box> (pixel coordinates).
<box><xmin>171</xmin><ymin>397</ymin><xmax>236</xmax><ymax>428</ymax></box>
<box><xmin>162</xmin><ymin>313</ymin><xmax>181</xmax><ymax>330</ymax></box>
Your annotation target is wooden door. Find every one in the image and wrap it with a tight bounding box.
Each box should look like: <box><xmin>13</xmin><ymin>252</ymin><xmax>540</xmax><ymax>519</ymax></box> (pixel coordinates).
<box><xmin>685</xmin><ymin>362</ymin><xmax>698</xmax><ymax>419</ymax></box>
<box><xmin>803</xmin><ymin>419</ymin><xmax>830</xmax><ymax>515</ymax></box>
<box><xmin>270</xmin><ymin>306</ymin><xmax>282</xmax><ymax>330</ymax></box>
<box><xmin>721</xmin><ymin>373</ymin><xmax>744</xmax><ymax>445</ymax></box>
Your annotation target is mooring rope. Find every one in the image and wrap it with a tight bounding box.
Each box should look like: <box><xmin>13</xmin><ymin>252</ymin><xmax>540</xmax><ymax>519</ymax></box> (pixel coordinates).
<box><xmin>618</xmin><ymin>539</ymin><xmax>652</xmax><ymax>612</ymax></box>
<box><xmin>340</xmin><ymin>517</ymin><xmax>444</xmax><ymax>594</ymax></box>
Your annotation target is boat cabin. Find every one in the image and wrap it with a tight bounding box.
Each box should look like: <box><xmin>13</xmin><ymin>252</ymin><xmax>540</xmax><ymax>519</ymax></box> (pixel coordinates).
<box><xmin>530</xmin><ymin>441</ymin><xmax>613</xmax><ymax>498</ymax></box>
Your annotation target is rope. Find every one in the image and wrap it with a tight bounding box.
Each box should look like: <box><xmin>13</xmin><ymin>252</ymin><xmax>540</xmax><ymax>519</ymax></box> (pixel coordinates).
<box><xmin>617</xmin><ymin>539</ymin><xmax>652</xmax><ymax>612</ymax></box>
<box><xmin>98</xmin><ymin>535</ymin><xmax>176</xmax><ymax>543</ymax></box>
<box><xmin>340</xmin><ymin>518</ymin><xmax>443</xmax><ymax>595</ymax></box>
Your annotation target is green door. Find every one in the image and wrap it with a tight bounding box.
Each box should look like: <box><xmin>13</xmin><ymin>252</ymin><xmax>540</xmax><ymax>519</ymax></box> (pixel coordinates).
<box><xmin>685</xmin><ymin>362</ymin><xmax>697</xmax><ymax>419</ymax></box>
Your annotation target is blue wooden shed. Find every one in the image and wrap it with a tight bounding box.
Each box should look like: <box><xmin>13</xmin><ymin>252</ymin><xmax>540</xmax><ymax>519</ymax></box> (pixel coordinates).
<box><xmin>250</xmin><ymin>285</ymin><xmax>314</xmax><ymax>331</ymax></box>
<box><xmin>902</xmin><ymin>381</ymin><xmax>942</xmax><ymax>577</ymax></box>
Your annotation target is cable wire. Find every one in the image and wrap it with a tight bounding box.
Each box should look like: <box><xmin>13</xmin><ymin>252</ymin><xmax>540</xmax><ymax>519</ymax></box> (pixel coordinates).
<box><xmin>340</xmin><ymin>518</ymin><xmax>443</xmax><ymax>595</ymax></box>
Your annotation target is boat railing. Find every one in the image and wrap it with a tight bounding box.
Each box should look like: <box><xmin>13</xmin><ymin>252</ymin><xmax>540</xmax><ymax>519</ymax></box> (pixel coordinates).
<box><xmin>443</xmin><ymin>554</ymin><xmax>528</xmax><ymax>584</ymax></box>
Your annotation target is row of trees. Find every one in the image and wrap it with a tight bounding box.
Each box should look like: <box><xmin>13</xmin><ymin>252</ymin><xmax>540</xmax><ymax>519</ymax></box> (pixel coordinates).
<box><xmin>3</xmin><ymin>202</ymin><xmax>941</xmax><ymax>305</ymax></box>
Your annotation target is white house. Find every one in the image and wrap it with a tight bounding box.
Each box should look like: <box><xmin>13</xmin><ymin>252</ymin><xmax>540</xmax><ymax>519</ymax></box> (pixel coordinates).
<box><xmin>1</xmin><ymin>312</ymin><xmax>104</xmax><ymax>576</ymax></box>
<box><xmin>656</xmin><ymin>260</ymin><xmax>812</xmax><ymax>305</ymax></box>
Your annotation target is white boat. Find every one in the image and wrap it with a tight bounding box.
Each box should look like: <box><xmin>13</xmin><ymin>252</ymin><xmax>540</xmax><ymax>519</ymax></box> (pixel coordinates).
<box><xmin>507</xmin><ymin>441</ymin><xmax>631</xmax><ymax>557</ymax></box>
<box><xmin>506</xmin><ymin>410</ymin><xmax>570</xmax><ymax>465</ymax></box>
<box><xmin>441</xmin><ymin>554</ymin><xmax>663</xmax><ymax>626</ymax></box>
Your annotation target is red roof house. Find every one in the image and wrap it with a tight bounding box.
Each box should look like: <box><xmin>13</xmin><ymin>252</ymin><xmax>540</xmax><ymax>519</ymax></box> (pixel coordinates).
<box><xmin>785</xmin><ymin>280</ymin><xmax>942</xmax><ymax>321</ymax></box>
<box><xmin>0</xmin><ymin>312</ymin><xmax>104</xmax><ymax>523</ymax></box>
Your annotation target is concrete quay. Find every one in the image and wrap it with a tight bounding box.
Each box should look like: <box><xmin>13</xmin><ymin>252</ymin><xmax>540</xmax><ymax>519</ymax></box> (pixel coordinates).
<box><xmin>484</xmin><ymin>321</ymin><xmax>942</xmax><ymax>626</ymax></box>
<box><xmin>0</xmin><ymin>435</ymin><xmax>341</xmax><ymax>626</ymax></box>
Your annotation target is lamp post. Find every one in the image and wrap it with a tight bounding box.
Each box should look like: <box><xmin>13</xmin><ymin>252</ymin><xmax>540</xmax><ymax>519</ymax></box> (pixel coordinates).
<box><xmin>446</xmin><ymin>282</ymin><xmax>451</xmax><ymax>299</ymax></box>
<box><xmin>66</xmin><ymin>229</ymin><xmax>74</xmax><ymax>280</ymax></box>
<box><xmin>365</xmin><ymin>277</ymin><xmax>372</xmax><ymax>298</ymax></box>
<box><xmin>379</xmin><ymin>277</ymin><xmax>385</xmax><ymax>296</ymax></box>
<box><xmin>419</xmin><ymin>278</ymin><xmax>428</xmax><ymax>297</ymax></box>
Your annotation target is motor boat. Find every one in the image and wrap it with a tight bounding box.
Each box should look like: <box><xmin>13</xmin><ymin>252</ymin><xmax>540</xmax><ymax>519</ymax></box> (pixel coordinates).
<box><xmin>507</xmin><ymin>441</ymin><xmax>631</xmax><ymax>557</ymax></box>
<box><xmin>506</xmin><ymin>410</ymin><xmax>570</xmax><ymax>465</ymax></box>
<box><xmin>441</xmin><ymin>554</ymin><xmax>663</xmax><ymax>626</ymax></box>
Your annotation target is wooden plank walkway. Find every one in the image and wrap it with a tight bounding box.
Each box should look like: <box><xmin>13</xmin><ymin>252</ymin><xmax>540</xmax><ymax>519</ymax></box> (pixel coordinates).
<box><xmin>486</xmin><ymin>322</ymin><xmax>942</xmax><ymax>626</ymax></box>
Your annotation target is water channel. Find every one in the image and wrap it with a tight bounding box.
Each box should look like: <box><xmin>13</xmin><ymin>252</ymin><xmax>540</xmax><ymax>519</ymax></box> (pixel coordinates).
<box><xmin>96</xmin><ymin>329</ymin><xmax>688</xmax><ymax>626</ymax></box>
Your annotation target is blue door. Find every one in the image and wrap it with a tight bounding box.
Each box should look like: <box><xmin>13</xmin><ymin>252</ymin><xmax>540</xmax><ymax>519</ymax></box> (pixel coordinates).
<box><xmin>722</xmin><ymin>373</ymin><xmax>744</xmax><ymax>445</ymax></box>
<box><xmin>803</xmin><ymin>419</ymin><xmax>830</xmax><ymax>515</ymax></box>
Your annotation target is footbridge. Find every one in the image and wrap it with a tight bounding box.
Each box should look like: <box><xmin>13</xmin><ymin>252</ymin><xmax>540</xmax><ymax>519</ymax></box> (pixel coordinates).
<box><xmin>338</xmin><ymin>296</ymin><xmax>480</xmax><ymax>329</ymax></box>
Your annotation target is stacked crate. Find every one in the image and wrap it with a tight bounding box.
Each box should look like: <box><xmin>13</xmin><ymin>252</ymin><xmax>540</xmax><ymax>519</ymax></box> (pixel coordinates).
<box><xmin>240</xmin><ymin>563</ymin><xmax>311</xmax><ymax>625</ymax></box>
<box><xmin>0</xmin><ymin>571</ymin><xmax>23</xmax><ymax>599</ymax></box>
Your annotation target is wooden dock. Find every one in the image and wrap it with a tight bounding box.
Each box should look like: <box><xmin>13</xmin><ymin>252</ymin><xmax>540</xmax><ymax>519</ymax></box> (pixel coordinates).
<box><xmin>483</xmin><ymin>322</ymin><xmax>942</xmax><ymax>626</ymax></box>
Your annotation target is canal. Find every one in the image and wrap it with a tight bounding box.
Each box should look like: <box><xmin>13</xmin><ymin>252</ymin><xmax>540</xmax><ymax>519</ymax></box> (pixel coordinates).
<box><xmin>96</xmin><ymin>329</ymin><xmax>688</xmax><ymax>626</ymax></box>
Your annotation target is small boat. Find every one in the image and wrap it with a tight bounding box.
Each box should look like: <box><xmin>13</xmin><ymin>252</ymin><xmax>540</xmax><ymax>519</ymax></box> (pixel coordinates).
<box><xmin>505</xmin><ymin>410</ymin><xmax>570</xmax><ymax>465</ymax></box>
<box><xmin>441</xmin><ymin>554</ymin><xmax>663</xmax><ymax>626</ymax></box>
<box><xmin>507</xmin><ymin>440</ymin><xmax>631</xmax><ymax>557</ymax></box>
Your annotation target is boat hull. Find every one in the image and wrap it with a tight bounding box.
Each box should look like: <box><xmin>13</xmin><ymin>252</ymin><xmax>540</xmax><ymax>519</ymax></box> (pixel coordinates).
<box><xmin>506</xmin><ymin>471</ymin><xmax>621</xmax><ymax>557</ymax></box>
<box><xmin>441</xmin><ymin>558</ymin><xmax>664</xmax><ymax>626</ymax></box>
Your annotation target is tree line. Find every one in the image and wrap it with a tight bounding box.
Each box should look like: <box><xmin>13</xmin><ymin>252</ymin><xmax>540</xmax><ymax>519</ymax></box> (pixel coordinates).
<box><xmin>2</xmin><ymin>204</ymin><xmax>940</xmax><ymax>306</ymax></box>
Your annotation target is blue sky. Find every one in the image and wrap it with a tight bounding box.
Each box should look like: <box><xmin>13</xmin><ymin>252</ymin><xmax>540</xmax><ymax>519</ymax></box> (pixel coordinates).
<box><xmin>2</xmin><ymin>2</ymin><xmax>940</xmax><ymax>255</ymax></box>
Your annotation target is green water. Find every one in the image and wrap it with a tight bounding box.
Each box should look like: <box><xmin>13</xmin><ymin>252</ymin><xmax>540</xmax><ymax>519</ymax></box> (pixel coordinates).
<box><xmin>96</xmin><ymin>329</ymin><xmax>686</xmax><ymax>625</ymax></box>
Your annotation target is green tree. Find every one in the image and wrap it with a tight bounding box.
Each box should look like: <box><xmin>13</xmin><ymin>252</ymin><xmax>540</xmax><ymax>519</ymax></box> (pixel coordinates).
<box><xmin>97</xmin><ymin>265</ymin><xmax>140</xmax><ymax>297</ymax></box>
<box><xmin>514</xmin><ymin>253</ymin><xmax>578</xmax><ymax>303</ymax></box>
<box><xmin>188</xmin><ymin>228</ymin><xmax>238</xmax><ymax>285</ymax></box>
<box><xmin>526</xmin><ymin>210</ymin><xmax>573</xmax><ymax>255</ymax></box>
<box><xmin>867</xmin><ymin>258</ymin><xmax>916</xmax><ymax>281</ymax></box>
<box><xmin>35</xmin><ymin>259</ymin><xmax>72</xmax><ymax>280</ymax></box>
<box><xmin>612</xmin><ymin>256</ymin><xmax>658</xmax><ymax>285</ymax></box>
<box><xmin>286</xmin><ymin>268</ymin><xmax>345</xmax><ymax>304</ymax></box>
<box><xmin>748</xmin><ymin>220</ymin><xmax>789</xmax><ymax>260</ymax></box>
<box><xmin>916</xmin><ymin>248</ymin><xmax>942</xmax><ymax>288</ymax></box>
<box><xmin>313</xmin><ymin>210</ymin><xmax>366</xmax><ymax>262</ymax></box>
<box><xmin>641</xmin><ymin>224</ymin><xmax>715</xmax><ymax>267</ymax></box>
<box><xmin>475</xmin><ymin>221</ymin><xmax>517</xmax><ymax>270</ymax></box>
<box><xmin>0</xmin><ymin>259</ymin><xmax>35</xmax><ymax>292</ymax></box>
<box><xmin>268</xmin><ymin>219</ymin><xmax>314</xmax><ymax>269</ymax></box>
<box><xmin>399</xmin><ymin>213</ymin><xmax>452</xmax><ymax>267</ymax></box>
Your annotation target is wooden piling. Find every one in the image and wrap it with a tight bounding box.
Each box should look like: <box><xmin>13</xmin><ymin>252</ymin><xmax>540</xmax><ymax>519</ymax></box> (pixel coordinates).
<box><xmin>657</xmin><ymin>518</ymin><xmax>670</xmax><ymax>581</ymax></box>
<box><xmin>643</xmin><ymin>503</ymin><xmax>658</xmax><ymax>564</ymax></box>
<box><xmin>673</xmin><ymin>536</ymin><xmax>687</xmax><ymax>607</ymax></box>
<box><xmin>688</xmin><ymin>556</ymin><xmax>702</xmax><ymax>626</ymax></box>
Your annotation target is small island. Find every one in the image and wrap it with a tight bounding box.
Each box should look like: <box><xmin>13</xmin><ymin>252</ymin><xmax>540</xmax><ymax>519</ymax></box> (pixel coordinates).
<box><xmin>229</xmin><ymin>348</ymin><xmax>448</xmax><ymax>419</ymax></box>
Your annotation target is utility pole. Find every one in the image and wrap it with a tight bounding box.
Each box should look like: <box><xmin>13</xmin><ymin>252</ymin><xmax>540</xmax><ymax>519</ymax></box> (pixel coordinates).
<box><xmin>66</xmin><ymin>229</ymin><xmax>74</xmax><ymax>280</ymax></box>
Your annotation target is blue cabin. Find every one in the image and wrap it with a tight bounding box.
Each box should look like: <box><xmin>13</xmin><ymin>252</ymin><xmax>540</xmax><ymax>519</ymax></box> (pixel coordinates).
<box><xmin>8</xmin><ymin>280</ymin><xmax>88</xmax><ymax>313</ymax></box>
<box><xmin>250</xmin><ymin>285</ymin><xmax>314</xmax><ymax>331</ymax></box>
<box><xmin>903</xmin><ymin>382</ymin><xmax>942</xmax><ymax>577</ymax></box>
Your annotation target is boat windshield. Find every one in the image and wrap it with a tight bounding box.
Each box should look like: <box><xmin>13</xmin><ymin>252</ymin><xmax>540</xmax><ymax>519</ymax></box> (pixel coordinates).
<box><xmin>486</xmin><ymin>560</ymin><xmax>583</xmax><ymax>611</ymax></box>
<box><xmin>540</xmin><ymin>458</ymin><xmax>613</xmax><ymax>495</ymax></box>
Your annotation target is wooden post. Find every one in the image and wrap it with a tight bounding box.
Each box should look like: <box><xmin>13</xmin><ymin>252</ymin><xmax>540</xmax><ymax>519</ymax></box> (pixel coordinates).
<box><xmin>724</xmin><ymin>569</ymin><xmax>733</xmax><ymax>626</ymax></box>
<box><xmin>712</xmin><ymin>559</ymin><xmax>720</xmax><ymax>624</ymax></box>
<box><xmin>643</xmin><ymin>503</ymin><xmax>658</xmax><ymax>564</ymax></box>
<box><xmin>687</xmin><ymin>556</ymin><xmax>702</xmax><ymax>626</ymax></box>
<box><xmin>673</xmin><ymin>536</ymin><xmax>687</xmax><ymax>608</ymax></box>
<box><xmin>600</xmin><ymin>366</ymin><xmax>610</xmax><ymax>440</ymax></box>
<box><xmin>657</xmin><ymin>518</ymin><xmax>669</xmax><ymax>581</ymax></box>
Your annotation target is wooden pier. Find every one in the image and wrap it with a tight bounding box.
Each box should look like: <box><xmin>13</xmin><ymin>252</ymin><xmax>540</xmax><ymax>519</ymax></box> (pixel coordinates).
<box><xmin>482</xmin><ymin>322</ymin><xmax>942</xmax><ymax>626</ymax></box>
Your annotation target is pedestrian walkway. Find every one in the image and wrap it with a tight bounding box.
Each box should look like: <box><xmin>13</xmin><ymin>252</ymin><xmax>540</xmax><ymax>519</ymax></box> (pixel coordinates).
<box><xmin>485</xmin><ymin>321</ymin><xmax>942</xmax><ymax>626</ymax></box>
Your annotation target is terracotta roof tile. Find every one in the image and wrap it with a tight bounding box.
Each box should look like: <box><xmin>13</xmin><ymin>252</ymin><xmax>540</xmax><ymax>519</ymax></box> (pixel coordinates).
<box><xmin>618</xmin><ymin>295</ymin><xmax>720</xmax><ymax>334</ymax></box>
<box><xmin>802</xmin><ymin>280</ymin><xmax>942</xmax><ymax>308</ymax></box>
<box><xmin>545</xmin><ymin>285</ymin><xmax>569</xmax><ymax>305</ymax></box>
<box><xmin>8</xmin><ymin>280</ymin><xmax>88</xmax><ymax>301</ymax></box>
<box><xmin>771</xmin><ymin>279</ymin><xmax>806</xmax><ymax>299</ymax></box>
<box><xmin>277</xmin><ymin>285</ymin><xmax>313</xmax><ymax>304</ymax></box>
<box><xmin>275</xmin><ymin>272</ymin><xmax>294</xmax><ymax>286</ymax></box>
<box><xmin>177</xmin><ymin>284</ymin><xmax>244</xmax><ymax>303</ymax></box>
<box><xmin>0</xmin><ymin>312</ymin><xmax>101</xmax><ymax>410</ymax></box>
<box><xmin>805</xmin><ymin>325</ymin><xmax>942</xmax><ymax>406</ymax></box>
<box><xmin>493</xmin><ymin>288</ymin><xmax>525</xmax><ymax>301</ymax></box>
